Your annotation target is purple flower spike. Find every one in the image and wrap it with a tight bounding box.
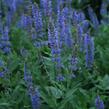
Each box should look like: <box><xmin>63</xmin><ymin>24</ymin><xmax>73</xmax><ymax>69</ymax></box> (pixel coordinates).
<box><xmin>24</xmin><ymin>63</ymin><xmax>40</xmax><ymax>109</ymax></box>
<box><xmin>95</xmin><ymin>96</ymin><xmax>104</xmax><ymax>109</ymax></box>
<box><xmin>88</xmin><ymin>6</ymin><xmax>99</xmax><ymax>29</ymax></box>
<box><xmin>70</xmin><ymin>56</ymin><xmax>78</xmax><ymax>71</ymax></box>
<box><xmin>100</xmin><ymin>1</ymin><xmax>108</xmax><ymax>17</ymax></box>
<box><xmin>0</xmin><ymin>26</ymin><xmax>11</xmax><ymax>54</ymax></box>
<box><xmin>30</xmin><ymin>88</ymin><xmax>40</xmax><ymax>109</ymax></box>
<box><xmin>0</xmin><ymin>72</ymin><xmax>4</xmax><ymax>78</ymax></box>
<box><xmin>84</xmin><ymin>34</ymin><xmax>94</xmax><ymax>68</ymax></box>
<box><xmin>32</xmin><ymin>3</ymin><xmax>43</xmax><ymax>33</ymax></box>
<box><xmin>56</xmin><ymin>74</ymin><xmax>65</xmax><ymax>82</ymax></box>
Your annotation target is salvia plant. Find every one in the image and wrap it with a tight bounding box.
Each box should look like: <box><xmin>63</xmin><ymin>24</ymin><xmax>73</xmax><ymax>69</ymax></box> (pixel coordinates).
<box><xmin>0</xmin><ymin>0</ymin><xmax>109</xmax><ymax>109</ymax></box>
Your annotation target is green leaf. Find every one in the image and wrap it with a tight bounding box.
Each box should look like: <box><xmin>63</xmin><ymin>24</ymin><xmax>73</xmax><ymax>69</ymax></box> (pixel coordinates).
<box><xmin>100</xmin><ymin>75</ymin><xmax>109</xmax><ymax>90</ymax></box>
<box><xmin>0</xmin><ymin>103</ymin><xmax>10</xmax><ymax>106</ymax></box>
<box><xmin>49</xmin><ymin>86</ymin><xmax>63</xmax><ymax>99</ymax></box>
